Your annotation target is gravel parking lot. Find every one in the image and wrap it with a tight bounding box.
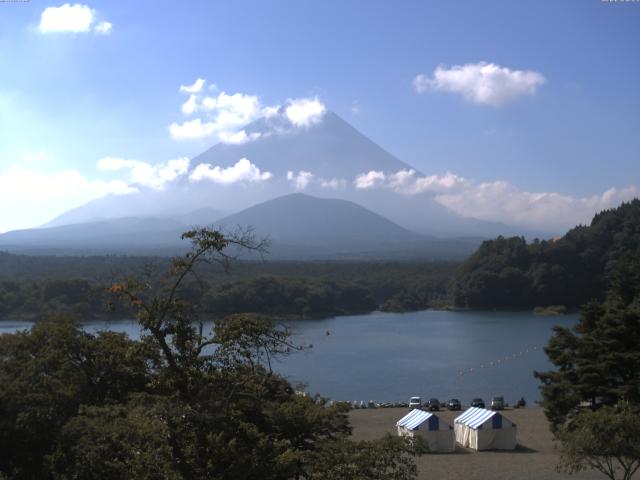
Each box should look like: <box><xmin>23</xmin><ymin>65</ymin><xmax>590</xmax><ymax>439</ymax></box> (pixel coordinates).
<box><xmin>349</xmin><ymin>407</ymin><xmax>614</xmax><ymax>480</ymax></box>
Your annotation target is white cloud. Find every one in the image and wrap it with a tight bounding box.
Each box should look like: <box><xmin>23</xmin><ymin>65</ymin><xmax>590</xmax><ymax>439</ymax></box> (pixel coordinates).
<box><xmin>38</xmin><ymin>3</ymin><xmax>112</xmax><ymax>35</ymax></box>
<box><xmin>354</xmin><ymin>169</ymin><xmax>466</xmax><ymax>194</ymax></box>
<box><xmin>93</xmin><ymin>20</ymin><xmax>112</xmax><ymax>35</ymax></box>
<box><xmin>97</xmin><ymin>156</ymin><xmax>190</xmax><ymax>190</ymax></box>
<box><xmin>414</xmin><ymin>62</ymin><xmax>546</xmax><ymax>106</ymax></box>
<box><xmin>262</xmin><ymin>105</ymin><xmax>280</xmax><ymax>118</ymax></box>
<box><xmin>169</xmin><ymin>118</ymin><xmax>218</xmax><ymax>140</ymax></box>
<box><xmin>189</xmin><ymin>158</ymin><xmax>272</xmax><ymax>184</ymax></box>
<box><xmin>354</xmin><ymin>171</ymin><xmax>387</xmax><ymax>189</ymax></box>
<box><xmin>171</xmin><ymin>79</ymin><xmax>328</xmax><ymax>142</ymax></box>
<box><xmin>180</xmin><ymin>78</ymin><xmax>206</xmax><ymax>94</ymax></box>
<box><xmin>0</xmin><ymin>166</ymin><xmax>133</xmax><ymax>233</ymax></box>
<box><xmin>320</xmin><ymin>177</ymin><xmax>347</xmax><ymax>189</ymax></box>
<box><xmin>388</xmin><ymin>170</ymin><xmax>468</xmax><ymax>195</ymax></box>
<box><xmin>353</xmin><ymin>168</ymin><xmax>639</xmax><ymax>232</ymax></box>
<box><xmin>171</xmin><ymin>88</ymin><xmax>268</xmax><ymax>141</ymax></box>
<box><xmin>218</xmin><ymin>130</ymin><xmax>261</xmax><ymax>145</ymax></box>
<box><xmin>181</xmin><ymin>94</ymin><xmax>198</xmax><ymax>115</ymax></box>
<box><xmin>285</xmin><ymin>97</ymin><xmax>326</xmax><ymax>127</ymax></box>
<box><xmin>435</xmin><ymin>182</ymin><xmax>640</xmax><ymax>232</ymax></box>
<box><xmin>287</xmin><ymin>170</ymin><xmax>314</xmax><ymax>190</ymax></box>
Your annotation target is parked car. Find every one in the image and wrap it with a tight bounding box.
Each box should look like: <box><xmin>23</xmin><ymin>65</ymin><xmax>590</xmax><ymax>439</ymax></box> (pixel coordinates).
<box><xmin>409</xmin><ymin>396</ymin><xmax>422</xmax><ymax>409</ymax></box>
<box><xmin>426</xmin><ymin>398</ymin><xmax>440</xmax><ymax>411</ymax></box>
<box><xmin>447</xmin><ymin>398</ymin><xmax>461</xmax><ymax>411</ymax></box>
<box><xmin>491</xmin><ymin>396</ymin><xmax>505</xmax><ymax>410</ymax></box>
<box><xmin>470</xmin><ymin>397</ymin><xmax>485</xmax><ymax>408</ymax></box>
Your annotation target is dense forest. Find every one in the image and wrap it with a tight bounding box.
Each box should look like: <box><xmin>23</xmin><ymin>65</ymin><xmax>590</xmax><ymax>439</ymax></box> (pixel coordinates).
<box><xmin>0</xmin><ymin>253</ymin><xmax>455</xmax><ymax>321</ymax></box>
<box><xmin>0</xmin><ymin>229</ymin><xmax>424</xmax><ymax>479</ymax></box>
<box><xmin>450</xmin><ymin>199</ymin><xmax>640</xmax><ymax>309</ymax></box>
<box><xmin>533</xmin><ymin>213</ymin><xmax>640</xmax><ymax>480</ymax></box>
<box><xmin>3</xmin><ymin>200</ymin><xmax>639</xmax><ymax>321</ymax></box>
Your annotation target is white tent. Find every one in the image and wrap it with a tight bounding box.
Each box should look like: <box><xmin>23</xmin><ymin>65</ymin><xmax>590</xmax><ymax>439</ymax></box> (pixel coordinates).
<box><xmin>454</xmin><ymin>407</ymin><xmax>517</xmax><ymax>451</ymax></box>
<box><xmin>396</xmin><ymin>409</ymin><xmax>455</xmax><ymax>453</ymax></box>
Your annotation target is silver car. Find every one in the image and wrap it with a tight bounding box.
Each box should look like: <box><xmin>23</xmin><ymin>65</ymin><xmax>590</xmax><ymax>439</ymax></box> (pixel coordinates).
<box><xmin>409</xmin><ymin>396</ymin><xmax>422</xmax><ymax>409</ymax></box>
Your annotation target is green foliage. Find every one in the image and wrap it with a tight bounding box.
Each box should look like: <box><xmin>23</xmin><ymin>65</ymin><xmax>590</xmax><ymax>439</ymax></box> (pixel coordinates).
<box><xmin>0</xmin><ymin>228</ymin><xmax>422</xmax><ymax>479</ymax></box>
<box><xmin>451</xmin><ymin>199</ymin><xmax>640</xmax><ymax>309</ymax></box>
<box><xmin>0</xmin><ymin>254</ymin><xmax>456</xmax><ymax>320</ymax></box>
<box><xmin>536</xmin><ymin>232</ymin><xmax>640</xmax><ymax>430</ymax></box>
<box><xmin>535</xmin><ymin>288</ymin><xmax>640</xmax><ymax>430</ymax></box>
<box><xmin>49</xmin><ymin>397</ymin><xmax>180</xmax><ymax>480</ymax></box>
<box><xmin>556</xmin><ymin>404</ymin><xmax>640</xmax><ymax>480</ymax></box>
<box><xmin>0</xmin><ymin>315</ymin><xmax>154</xmax><ymax>478</ymax></box>
<box><xmin>204</xmin><ymin>275</ymin><xmax>376</xmax><ymax>318</ymax></box>
<box><xmin>307</xmin><ymin>434</ymin><xmax>426</xmax><ymax>480</ymax></box>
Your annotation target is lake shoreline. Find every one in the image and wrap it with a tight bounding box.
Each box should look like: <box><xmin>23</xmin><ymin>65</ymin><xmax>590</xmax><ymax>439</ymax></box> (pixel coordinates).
<box><xmin>1</xmin><ymin>310</ymin><xmax>578</xmax><ymax>404</ymax></box>
<box><xmin>0</xmin><ymin>303</ymin><xmax>577</xmax><ymax>325</ymax></box>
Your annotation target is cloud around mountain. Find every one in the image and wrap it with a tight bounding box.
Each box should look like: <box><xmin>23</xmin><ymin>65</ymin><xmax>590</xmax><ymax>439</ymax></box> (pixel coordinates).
<box><xmin>352</xmin><ymin>167</ymin><xmax>639</xmax><ymax>231</ymax></box>
<box><xmin>169</xmin><ymin>78</ymin><xmax>327</xmax><ymax>143</ymax></box>
<box><xmin>190</xmin><ymin>158</ymin><xmax>272</xmax><ymax>184</ymax></box>
<box><xmin>0</xmin><ymin>89</ymin><xmax>637</xmax><ymax>235</ymax></box>
<box><xmin>96</xmin><ymin>157</ymin><xmax>190</xmax><ymax>190</ymax></box>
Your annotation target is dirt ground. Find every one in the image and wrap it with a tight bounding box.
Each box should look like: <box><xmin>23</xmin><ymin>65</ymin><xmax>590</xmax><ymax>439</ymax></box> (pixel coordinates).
<box><xmin>349</xmin><ymin>407</ymin><xmax>616</xmax><ymax>480</ymax></box>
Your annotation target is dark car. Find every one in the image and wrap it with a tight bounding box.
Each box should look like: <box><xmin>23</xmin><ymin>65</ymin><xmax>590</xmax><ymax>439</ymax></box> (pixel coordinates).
<box><xmin>490</xmin><ymin>396</ymin><xmax>505</xmax><ymax>410</ymax></box>
<box><xmin>470</xmin><ymin>398</ymin><xmax>485</xmax><ymax>408</ymax></box>
<box><xmin>426</xmin><ymin>398</ymin><xmax>440</xmax><ymax>411</ymax></box>
<box><xmin>447</xmin><ymin>398</ymin><xmax>461</xmax><ymax>411</ymax></box>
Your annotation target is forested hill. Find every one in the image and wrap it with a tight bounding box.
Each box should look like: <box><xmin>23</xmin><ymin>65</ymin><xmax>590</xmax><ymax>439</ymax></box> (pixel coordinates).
<box><xmin>450</xmin><ymin>199</ymin><xmax>640</xmax><ymax>309</ymax></box>
<box><xmin>0</xmin><ymin>254</ymin><xmax>455</xmax><ymax>321</ymax></box>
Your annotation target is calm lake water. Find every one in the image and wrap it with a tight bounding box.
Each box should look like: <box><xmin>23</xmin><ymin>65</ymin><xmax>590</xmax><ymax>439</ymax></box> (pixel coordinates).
<box><xmin>0</xmin><ymin>310</ymin><xmax>576</xmax><ymax>405</ymax></box>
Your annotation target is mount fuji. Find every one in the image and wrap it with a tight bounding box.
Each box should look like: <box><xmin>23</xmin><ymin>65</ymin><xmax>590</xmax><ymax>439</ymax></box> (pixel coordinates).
<box><xmin>0</xmin><ymin>110</ymin><xmax>529</xmax><ymax>257</ymax></box>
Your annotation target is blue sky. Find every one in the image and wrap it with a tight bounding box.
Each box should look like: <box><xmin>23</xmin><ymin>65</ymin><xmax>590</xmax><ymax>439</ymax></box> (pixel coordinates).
<box><xmin>0</xmin><ymin>0</ymin><xmax>639</xmax><ymax>232</ymax></box>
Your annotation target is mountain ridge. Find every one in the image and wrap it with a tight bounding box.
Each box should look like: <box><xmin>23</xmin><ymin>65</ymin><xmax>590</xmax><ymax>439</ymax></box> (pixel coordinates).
<box><xmin>24</xmin><ymin>110</ymin><xmax>540</xmax><ymax>244</ymax></box>
<box><xmin>0</xmin><ymin>193</ymin><xmax>482</xmax><ymax>259</ymax></box>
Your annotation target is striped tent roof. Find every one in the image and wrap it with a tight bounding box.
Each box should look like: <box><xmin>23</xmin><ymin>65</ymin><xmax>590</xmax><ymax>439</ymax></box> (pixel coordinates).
<box><xmin>396</xmin><ymin>409</ymin><xmax>434</xmax><ymax>430</ymax></box>
<box><xmin>454</xmin><ymin>407</ymin><xmax>498</xmax><ymax>430</ymax></box>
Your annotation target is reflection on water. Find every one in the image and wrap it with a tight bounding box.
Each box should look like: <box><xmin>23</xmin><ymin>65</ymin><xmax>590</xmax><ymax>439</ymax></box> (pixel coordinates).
<box><xmin>0</xmin><ymin>310</ymin><xmax>575</xmax><ymax>404</ymax></box>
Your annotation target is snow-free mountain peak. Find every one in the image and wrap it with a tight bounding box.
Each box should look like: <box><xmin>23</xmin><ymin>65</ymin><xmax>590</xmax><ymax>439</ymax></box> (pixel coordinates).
<box><xmin>192</xmin><ymin>111</ymin><xmax>415</xmax><ymax>179</ymax></box>
<box><xmin>38</xmin><ymin>110</ymin><xmax>528</xmax><ymax>241</ymax></box>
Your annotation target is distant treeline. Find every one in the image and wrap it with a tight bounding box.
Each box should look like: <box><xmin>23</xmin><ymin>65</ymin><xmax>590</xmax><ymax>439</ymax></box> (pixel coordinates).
<box><xmin>4</xmin><ymin>199</ymin><xmax>637</xmax><ymax>319</ymax></box>
<box><xmin>449</xmin><ymin>199</ymin><xmax>640</xmax><ymax>309</ymax></box>
<box><xmin>0</xmin><ymin>256</ymin><xmax>456</xmax><ymax>320</ymax></box>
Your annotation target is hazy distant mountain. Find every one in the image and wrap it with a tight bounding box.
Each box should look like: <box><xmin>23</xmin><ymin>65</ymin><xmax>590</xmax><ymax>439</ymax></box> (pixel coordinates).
<box><xmin>192</xmin><ymin>111</ymin><xmax>415</xmax><ymax>178</ymax></box>
<box><xmin>0</xmin><ymin>194</ymin><xmax>481</xmax><ymax>259</ymax></box>
<box><xmin>213</xmin><ymin>193</ymin><xmax>480</xmax><ymax>259</ymax></box>
<box><xmin>217</xmin><ymin>193</ymin><xmax>418</xmax><ymax>242</ymax></box>
<box><xmin>26</xmin><ymin>110</ymin><xmax>536</xmax><ymax>251</ymax></box>
<box><xmin>0</xmin><ymin>217</ymin><xmax>186</xmax><ymax>252</ymax></box>
<box><xmin>169</xmin><ymin>207</ymin><xmax>225</xmax><ymax>226</ymax></box>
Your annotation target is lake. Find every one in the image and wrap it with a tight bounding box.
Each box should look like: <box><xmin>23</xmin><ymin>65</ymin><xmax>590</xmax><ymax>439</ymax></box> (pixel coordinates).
<box><xmin>0</xmin><ymin>310</ymin><xmax>576</xmax><ymax>405</ymax></box>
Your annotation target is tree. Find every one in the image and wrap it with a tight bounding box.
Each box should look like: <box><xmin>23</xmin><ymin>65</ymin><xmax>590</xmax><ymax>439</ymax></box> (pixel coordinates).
<box><xmin>536</xmin><ymin>244</ymin><xmax>640</xmax><ymax>479</ymax></box>
<box><xmin>103</xmin><ymin>228</ymin><xmax>421</xmax><ymax>478</ymax></box>
<box><xmin>307</xmin><ymin>435</ymin><xmax>427</xmax><ymax>480</ymax></box>
<box><xmin>557</xmin><ymin>405</ymin><xmax>640</xmax><ymax>480</ymax></box>
<box><xmin>535</xmin><ymin>269</ymin><xmax>640</xmax><ymax>430</ymax></box>
<box><xmin>450</xmin><ymin>200</ymin><xmax>640</xmax><ymax>309</ymax></box>
<box><xmin>1</xmin><ymin>228</ymin><xmax>423</xmax><ymax>479</ymax></box>
<box><xmin>0</xmin><ymin>315</ymin><xmax>153</xmax><ymax>479</ymax></box>
<box><xmin>48</xmin><ymin>397</ymin><xmax>181</xmax><ymax>480</ymax></box>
